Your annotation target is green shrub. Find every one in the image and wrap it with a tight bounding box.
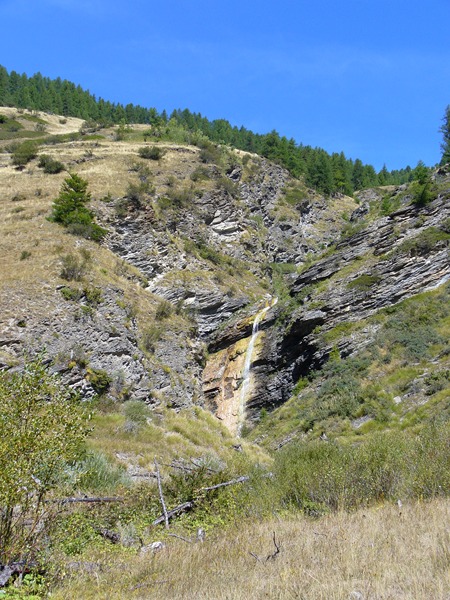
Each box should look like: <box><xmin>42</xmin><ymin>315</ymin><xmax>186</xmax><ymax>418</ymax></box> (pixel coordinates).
<box><xmin>76</xmin><ymin>450</ymin><xmax>129</xmax><ymax>493</ymax></box>
<box><xmin>59</xmin><ymin>249</ymin><xmax>91</xmax><ymax>281</ymax></box>
<box><xmin>155</xmin><ymin>299</ymin><xmax>173</xmax><ymax>320</ymax></box>
<box><xmin>138</xmin><ymin>145</ymin><xmax>164</xmax><ymax>160</ymax></box>
<box><xmin>141</xmin><ymin>324</ymin><xmax>162</xmax><ymax>353</ymax></box>
<box><xmin>198</xmin><ymin>141</ymin><xmax>222</xmax><ymax>164</ymax></box>
<box><xmin>38</xmin><ymin>153</ymin><xmax>65</xmax><ymax>174</ymax></box>
<box><xmin>83</xmin><ymin>286</ymin><xmax>103</xmax><ymax>306</ymax></box>
<box><xmin>270</xmin><ymin>422</ymin><xmax>450</xmax><ymax>514</ymax></box>
<box><xmin>11</xmin><ymin>140</ymin><xmax>38</xmax><ymax>166</ymax></box>
<box><xmin>126</xmin><ymin>180</ymin><xmax>154</xmax><ymax>209</ymax></box>
<box><xmin>190</xmin><ymin>166</ymin><xmax>210</xmax><ymax>182</ymax></box>
<box><xmin>0</xmin><ymin>359</ymin><xmax>91</xmax><ymax>562</ymax></box>
<box><xmin>160</xmin><ymin>186</ymin><xmax>195</xmax><ymax>209</ymax></box>
<box><xmin>123</xmin><ymin>400</ymin><xmax>151</xmax><ymax>427</ymax></box>
<box><xmin>394</xmin><ymin>227</ymin><xmax>450</xmax><ymax>257</ymax></box>
<box><xmin>86</xmin><ymin>367</ymin><xmax>112</xmax><ymax>395</ymax></box>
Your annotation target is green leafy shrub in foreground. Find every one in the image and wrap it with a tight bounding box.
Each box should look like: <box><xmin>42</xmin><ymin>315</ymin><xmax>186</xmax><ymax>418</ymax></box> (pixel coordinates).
<box><xmin>269</xmin><ymin>422</ymin><xmax>450</xmax><ymax>514</ymax></box>
<box><xmin>0</xmin><ymin>359</ymin><xmax>91</xmax><ymax>563</ymax></box>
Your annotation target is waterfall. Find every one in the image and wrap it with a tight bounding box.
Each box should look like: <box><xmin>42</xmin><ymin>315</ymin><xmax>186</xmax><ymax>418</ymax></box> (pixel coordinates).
<box><xmin>238</xmin><ymin>297</ymin><xmax>277</xmax><ymax>435</ymax></box>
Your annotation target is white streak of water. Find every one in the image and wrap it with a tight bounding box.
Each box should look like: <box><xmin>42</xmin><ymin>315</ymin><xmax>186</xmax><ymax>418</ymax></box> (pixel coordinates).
<box><xmin>238</xmin><ymin>297</ymin><xmax>277</xmax><ymax>435</ymax></box>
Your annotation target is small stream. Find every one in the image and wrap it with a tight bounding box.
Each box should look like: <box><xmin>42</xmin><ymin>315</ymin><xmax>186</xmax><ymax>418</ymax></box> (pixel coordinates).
<box><xmin>238</xmin><ymin>297</ymin><xmax>278</xmax><ymax>435</ymax></box>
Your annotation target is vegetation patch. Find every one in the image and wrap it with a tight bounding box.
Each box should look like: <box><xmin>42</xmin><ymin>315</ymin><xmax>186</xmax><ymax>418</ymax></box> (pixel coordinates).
<box><xmin>393</xmin><ymin>226</ymin><xmax>450</xmax><ymax>257</ymax></box>
<box><xmin>50</xmin><ymin>173</ymin><xmax>107</xmax><ymax>242</ymax></box>
<box><xmin>38</xmin><ymin>153</ymin><xmax>65</xmax><ymax>173</ymax></box>
<box><xmin>347</xmin><ymin>273</ymin><xmax>381</xmax><ymax>291</ymax></box>
<box><xmin>138</xmin><ymin>145</ymin><xmax>165</xmax><ymax>160</ymax></box>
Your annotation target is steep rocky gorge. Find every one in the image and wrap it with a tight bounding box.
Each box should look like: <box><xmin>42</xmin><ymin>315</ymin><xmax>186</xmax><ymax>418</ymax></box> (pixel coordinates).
<box><xmin>1</xmin><ymin>124</ymin><xmax>449</xmax><ymax>437</ymax></box>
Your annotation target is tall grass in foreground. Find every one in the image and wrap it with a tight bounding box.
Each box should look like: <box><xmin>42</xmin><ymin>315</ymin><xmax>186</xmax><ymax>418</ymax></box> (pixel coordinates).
<box><xmin>256</xmin><ymin>422</ymin><xmax>450</xmax><ymax>516</ymax></box>
<box><xmin>51</xmin><ymin>498</ymin><xmax>450</xmax><ymax>599</ymax></box>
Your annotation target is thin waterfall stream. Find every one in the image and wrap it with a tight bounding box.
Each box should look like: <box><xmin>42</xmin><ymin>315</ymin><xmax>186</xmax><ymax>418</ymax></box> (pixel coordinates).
<box><xmin>238</xmin><ymin>297</ymin><xmax>278</xmax><ymax>435</ymax></box>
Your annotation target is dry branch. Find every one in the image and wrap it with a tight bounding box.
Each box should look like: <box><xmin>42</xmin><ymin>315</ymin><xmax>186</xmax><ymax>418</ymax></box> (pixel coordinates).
<box><xmin>152</xmin><ymin>475</ymin><xmax>249</xmax><ymax>526</ymax></box>
<box><xmin>46</xmin><ymin>496</ymin><xmax>124</xmax><ymax>505</ymax></box>
<box><xmin>154</xmin><ymin>459</ymin><xmax>169</xmax><ymax>529</ymax></box>
<box><xmin>152</xmin><ymin>501</ymin><xmax>194</xmax><ymax>526</ymax></box>
<box><xmin>200</xmin><ymin>476</ymin><xmax>249</xmax><ymax>492</ymax></box>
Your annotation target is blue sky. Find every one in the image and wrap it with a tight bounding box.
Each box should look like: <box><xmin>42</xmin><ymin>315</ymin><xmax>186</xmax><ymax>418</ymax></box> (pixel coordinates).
<box><xmin>1</xmin><ymin>0</ymin><xmax>449</xmax><ymax>171</ymax></box>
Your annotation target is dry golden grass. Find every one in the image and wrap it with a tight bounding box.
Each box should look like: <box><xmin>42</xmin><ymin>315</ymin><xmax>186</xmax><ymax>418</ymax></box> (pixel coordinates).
<box><xmin>0</xmin><ymin>106</ymin><xmax>84</xmax><ymax>137</ymax></box>
<box><xmin>51</xmin><ymin>498</ymin><xmax>450</xmax><ymax>599</ymax></box>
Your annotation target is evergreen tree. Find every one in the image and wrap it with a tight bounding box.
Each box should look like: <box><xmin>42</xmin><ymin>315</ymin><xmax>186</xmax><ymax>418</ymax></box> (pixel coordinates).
<box><xmin>440</xmin><ymin>105</ymin><xmax>450</xmax><ymax>165</ymax></box>
<box><xmin>50</xmin><ymin>173</ymin><xmax>106</xmax><ymax>241</ymax></box>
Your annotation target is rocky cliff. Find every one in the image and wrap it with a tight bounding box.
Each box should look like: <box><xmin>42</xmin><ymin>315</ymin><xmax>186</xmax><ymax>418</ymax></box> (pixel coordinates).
<box><xmin>0</xmin><ymin>108</ymin><xmax>448</xmax><ymax>441</ymax></box>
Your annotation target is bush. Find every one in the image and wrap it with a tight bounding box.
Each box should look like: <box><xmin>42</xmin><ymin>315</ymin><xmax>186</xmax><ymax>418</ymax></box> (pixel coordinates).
<box><xmin>38</xmin><ymin>154</ymin><xmax>65</xmax><ymax>174</ymax></box>
<box><xmin>138</xmin><ymin>145</ymin><xmax>165</xmax><ymax>160</ymax></box>
<box><xmin>76</xmin><ymin>451</ymin><xmax>129</xmax><ymax>493</ymax></box>
<box><xmin>141</xmin><ymin>324</ymin><xmax>162</xmax><ymax>353</ymax></box>
<box><xmin>347</xmin><ymin>273</ymin><xmax>381</xmax><ymax>291</ymax></box>
<box><xmin>394</xmin><ymin>227</ymin><xmax>450</xmax><ymax>257</ymax></box>
<box><xmin>11</xmin><ymin>140</ymin><xmax>38</xmax><ymax>167</ymax></box>
<box><xmin>86</xmin><ymin>367</ymin><xmax>112</xmax><ymax>395</ymax></box>
<box><xmin>59</xmin><ymin>249</ymin><xmax>91</xmax><ymax>281</ymax></box>
<box><xmin>0</xmin><ymin>359</ymin><xmax>91</xmax><ymax>563</ymax></box>
<box><xmin>270</xmin><ymin>422</ymin><xmax>450</xmax><ymax>514</ymax></box>
<box><xmin>155</xmin><ymin>299</ymin><xmax>173</xmax><ymax>320</ymax></box>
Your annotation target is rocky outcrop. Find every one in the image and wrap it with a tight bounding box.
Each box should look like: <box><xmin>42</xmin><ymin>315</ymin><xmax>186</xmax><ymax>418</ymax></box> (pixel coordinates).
<box><xmin>205</xmin><ymin>191</ymin><xmax>450</xmax><ymax>423</ymax></box>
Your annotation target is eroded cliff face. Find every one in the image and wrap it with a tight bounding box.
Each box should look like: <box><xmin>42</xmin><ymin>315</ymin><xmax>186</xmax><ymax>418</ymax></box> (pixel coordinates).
<box><xmin>204</xmin><ymin>177</ymin><xmax>450</xmax><ymax>426</ymax></box>
<box><xmin>1</xmin><ymin>122</ymin><xmax>448</xmax><ymax>434</ymax></box>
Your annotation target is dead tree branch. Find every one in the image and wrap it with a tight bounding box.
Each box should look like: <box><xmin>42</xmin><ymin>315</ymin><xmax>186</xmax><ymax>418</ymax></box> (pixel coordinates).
<box><xmin>152</xmin><ymin>501</ymin><xmax>194</xmax><ymax>526</ymax></box>
<box><xmin>46</xmin><ymin>496</ymin><xmax>124</xmax><ymax>505</ymax></box>
<box><xmin>167</xmin><ymin>533</ymin><xmax>193</xmax><ymax>544</ymax></box>
<box><xmin>266</xmin><ymin>531</ymin><xmax>281</xmax><ymax>561</ymax></box>
<box><xmin>154</xmin><ymin>459</ymin><xmax>169</xmax><ymax>530</ymax></box>
<box><xmin>200</xmin><ymin>476</ymin><xmax>249</xmax><ymax>492</ymax></box>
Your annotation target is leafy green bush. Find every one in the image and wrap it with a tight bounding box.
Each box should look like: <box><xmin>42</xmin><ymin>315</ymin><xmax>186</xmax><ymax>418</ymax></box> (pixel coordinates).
<box><xmin>141</xmin><ymin>324</ymin><xmax>162</xmax><ymax>353</ymax></box>
<box><xmin>86</xmin><ymin>367</ymin><xmax>112</xmax><ymax>395</ymax></box>
<box><xmin>190</xmin><ymin>166</ymin><xmax>210</xmax><ymax>182</ymax></box>
<box><xmin>59</xmin><ymin>249</ymin><xmax>91</xmax><ymax>281</ymax></box>
<box><xmin>347</xmin><ymin>273</ymin><xmax>381</xmax><ymax>291</ymax></box>
<box><xmin>38</xmin><ymin>153</ymin><xmax>65</xmax><ymax>174</ymax></box>
<box><xmin>76</xmin><ymin>450</ymin><xmax>129</xmax><ymax>493</ymax></box>
<box><xmin>0</xmin><ymin>359</ymin><xmax>91</xmax><ymax>562</ymax></box>
<box><xmin>394</xmin><ymin>227</ymin><xmax>450</xmax><ymax>257</ymax></box>
<box><xmin>268</xmin><ymin>422</ymin><xmax>450</xmax><ymax>514</ymax></box>
<box><xmin>155</xmin><ymin>299</ymin><xmax>173</xmax><ymax>320</ymax></box>
<box><xmin>11</xmin><ymin>140</ymin><xmax>38</xmax><ymax>166</ymax></box>
<box><xmin>138</xmin><ymin>145</ymin><xmax>164</xmax><ymax>160</ymax></box>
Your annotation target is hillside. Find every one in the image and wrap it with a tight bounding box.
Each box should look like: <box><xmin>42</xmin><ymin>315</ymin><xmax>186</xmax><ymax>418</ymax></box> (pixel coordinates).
<box><xmin>0</xmin><ymin>107</ymin><xmax>449</xmax><ymax>597</ymax></box>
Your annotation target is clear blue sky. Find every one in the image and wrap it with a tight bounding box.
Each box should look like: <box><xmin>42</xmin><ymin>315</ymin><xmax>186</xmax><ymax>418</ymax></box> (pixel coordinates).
<box><xmin>1</xmin><ymin>0</ymin><xmax>449</xmax><ymax>171</ymax></box>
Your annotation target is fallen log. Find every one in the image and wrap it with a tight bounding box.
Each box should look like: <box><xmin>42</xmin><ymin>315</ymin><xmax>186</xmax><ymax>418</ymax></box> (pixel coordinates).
<box><xmin>152</xmin><ymin>501</ymin><xmax>194</xmax><ymax>526</ymax></box>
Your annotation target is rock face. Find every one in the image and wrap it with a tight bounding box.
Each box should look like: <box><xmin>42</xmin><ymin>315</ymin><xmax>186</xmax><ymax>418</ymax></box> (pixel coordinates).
<box><xmin>2</xmin><ymin>129</ymin><xmax>448</xmax><ymax>433</ymax></box>
<box><xmin>206</xmin><ymin>189</ymin><xmax>450</xmax><ymax>423</ymax></box>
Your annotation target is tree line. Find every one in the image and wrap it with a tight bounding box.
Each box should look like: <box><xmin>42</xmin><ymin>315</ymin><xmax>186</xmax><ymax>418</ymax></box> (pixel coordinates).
<box><xmin>1</xmin><ymin>64</ymin><xmax>445</xmax><ymax>195</ymax></box>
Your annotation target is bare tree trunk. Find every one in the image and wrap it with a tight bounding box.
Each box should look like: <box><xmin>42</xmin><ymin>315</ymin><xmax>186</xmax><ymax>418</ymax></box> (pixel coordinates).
<box><xmin>154</xmin><ymin>459</ymin><xmax>169</xmax><ymax>529</ymax></box>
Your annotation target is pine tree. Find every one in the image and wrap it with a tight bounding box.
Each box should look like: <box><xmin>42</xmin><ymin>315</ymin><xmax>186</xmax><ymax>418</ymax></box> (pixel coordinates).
<box><xmin>440</xmin><ymin>105</ymin><xmax>450</xmax><ymax>165</ymax></box>
<box><xmin>50</xmin><ymin>173</ymin><xmax>107</xmax><ymax>242</ymax></box>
